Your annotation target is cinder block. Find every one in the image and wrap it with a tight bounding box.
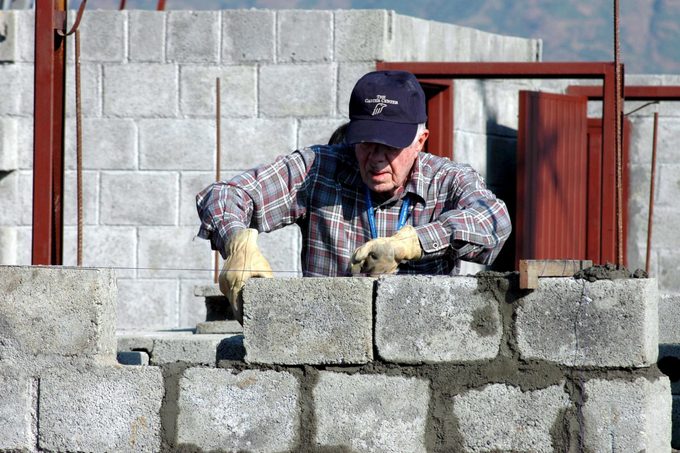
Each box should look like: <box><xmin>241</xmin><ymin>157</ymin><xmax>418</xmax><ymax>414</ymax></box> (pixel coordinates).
<box><xmin>116</xmin><ymin>279</ymin><xmax>178</xmax><ymax>330</ymax></box>
<box><xmin>104</xmin><ymin>64</ymin><xmax>178</xmax><ymax>117</ymax></box>
<box><xmin>129</xmin><ymin>10</ymin><xmax>165</xmax><ymax>62</ymax></box>
<box><xmin>314</xmin><ymin>371</ymin><xmax>430</xmax><ymax>452</ymax></box>
<box><xmin>220</xmin><ymin>118</ymin><xmax>296</xmax><ymax>169</ymax></box>
<box><xmin>16</xmin><ymin>10</ymin><xmax>34</xmax><ymax>62</ymax></box>
<box><xmin>100</xmin><ymin>171</ymin><xmax>178</xmax><ymax>225</ymax></box>
<box><xmin>659</xmin><ymin>250</ymin><xmax>680</xmax><ymax>293</ymax></box>
<box><xmin>337</xmin><ymin>62</ymin><xmax>375</xmax><ymax>117</ymax></box>
<box><xmin>64</xmin><ymin>63</ymin><xmax>101</xmax><ymax>117</ymax></box>
<box><xmin>222</xmin><ymin>10</ymin><xmax>275</xmax><ymax>63</ymax></box>
<box><xmin>0</xmin><ymin>371</ymin><xmax>33</xmax><ymax>452</ymax></box>
<box><xmin>39</xmin><ymin>366</ymin><xmax>163</xmax><ymax>453</ymax></box>
<box><xmin>0</xmin><ymin>11</ymin><xmax>18</xmax><ymax>62</ymax></box>
<box><xmin>117</xmin><ymin>350</ymin><xmax>150</xmax><ymax>365</ymax></box>
<box><xmin>516</xmin><ymin>278</ymin><xmax>658</xmax><ymax>367</ymax></box>
<box><xmin>138</xmin><ymin>226</ymin><xmax>212</xmax><ymax>280</ymax></box>
<box><xmin>656</xmin><ymin>164</ymin><xmax>680</xmax><ymax>208</ymax></box>
<box><xmin>65</xmin><ymin>118</ymin><xmax>136</xmax><ymax>169</ymax></box>
<box><xmin>76</xmin><ymin>10</ymin><xmax>126</xmax><ymax>62</ymax></box>
<box><xmin>180</xmin><ymin>279</ymin><xmax>210</xmax><ymax>327</ymax></box>
<box><xmin>582</xmin><ymin>377</ymin><xmax>672</xmax><ymax>452</ymax></box>
<box><xmin>334</xmin><ymin>10</ymin><xmax>389</xmax><ymax>62</ymax></box>
<box><xmin>179</xmin><ymin>171</ymin><xmax>213</xmax><ymax>226</ymax></box>
<box><xmin>179</xmin><ymin>65</ymin><xmax>257</xmax><ymax>117</ymax></box>
<box><xmin>139</xmin><ymin>119</ymin><xmax>214</xmax><ymax>170</ymax></box>
<box><xmin>243</xmin><ymin>278</ymin><xmax>373</xmax><ymax>365</ymax></box>
<box><xmin>62</xmin><ymin>170</ymin><xmax>98</xmax><ymax>226</ymax></box>
<box><xmin>453</xmin><ymin>383</ymin><xmax>570</xmax><ymax>452</ymax></box>
<box><xmin>0</xmin><ymin>227</ymin><xmax>17</xmax><ymax>265</ymax></box>
<box><xmin>298</xmin><ymin>118</ymin><xmax>347</xmax><ymax>148</ymax></box>
<box><xmin>167</xmin><ymin>11</ymin><xmax>219</xmax><ymax>63</ymax></box>
<box><xmin>0</xmin><ymin>171</ymin><xmax>21</xmax><ymax>225</ymax></box>
<box><xmin>62</xmin><ymin>226</ymin><xmax>136</xmax><ymax>279</ymax></box>
<box><xmin>176</xmin><ymin>368</ymin><xmax>299</xmax><ymax>451</ymax></box>
<box><xmin>375</xmin><ymin>276</ymin><xmax>502</xmax><ymax>363</ymax></box>
<box><xmin>629</xmin><ymin>117</ymin><xmax>680</xmax><ymax>165</ymax></box>
<box><xmin>15</xmin><ymin>117</ymin><xmax>32</xmax><ymax>170</ymax></box>
<box><xmin>0</xmin><ymin>266</ymin><xmax>116</xmax><ymax>361</ymax></box>
<box><xmin>659</xmin><ymin>295</ymin><xmax>680</xmax><ymax>344</ymax></box>
<box><xmin>0</xmin><ymin>64</ymin><xmax>21</xmax><ymax>115</ymax></box>
<box><xmin>256</xmin><ymin>225</ymin><xmax>303</xmax><ymax>277</ymax></box>
<box><xmin>650</xmin><ymin>207</ymin><xmax>680</xmax><ymax>249</ymax></box>
<box><xmin>0</xmin><ymin>117</ymin><xmax>18</xmax><ymax>171</ymax></box>
<box><xmin>277</xmin><ymin>10</ymin><xmax>332</xmax><ymax>62</ymax></box>
<box><xmin>454</xmin><ymin>80</ymin><xmax>487</xmax><ymax>134</ymax></box>
<box><xmin>259</xmin><ymin>64</ymin><xmax>335</xmax><ymax>117</ymax></box>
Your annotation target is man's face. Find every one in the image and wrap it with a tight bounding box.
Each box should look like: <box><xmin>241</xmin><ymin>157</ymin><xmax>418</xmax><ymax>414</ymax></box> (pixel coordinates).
<box><xmin>354</xmin><ymin>129</ymin><xmax>429</xmax><ymax>197</ymax></box>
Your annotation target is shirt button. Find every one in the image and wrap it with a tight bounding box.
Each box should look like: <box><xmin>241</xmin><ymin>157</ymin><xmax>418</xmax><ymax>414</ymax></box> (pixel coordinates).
<box><xmin>433</xmin><ymin>242</ymin><xmax>439</xmax><ymax>248</ymax></box>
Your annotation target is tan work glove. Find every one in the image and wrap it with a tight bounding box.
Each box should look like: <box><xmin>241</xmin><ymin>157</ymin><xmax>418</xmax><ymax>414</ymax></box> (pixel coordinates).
<box><xmin>219</xmin><ymin>228</ymin><xmax>273</xmax><ymax>324</ymax></box>
<box><xmin>350</xmin><ymin>225</ymin><xmax>423</xmax><ymax>276</ymax></box>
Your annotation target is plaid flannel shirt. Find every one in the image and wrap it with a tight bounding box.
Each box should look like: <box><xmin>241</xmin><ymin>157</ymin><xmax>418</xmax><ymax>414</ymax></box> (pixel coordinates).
<box><xmin>196</xmin><ymin>144</ymin><xmax>511</xmax><ymax>276</ymax></box>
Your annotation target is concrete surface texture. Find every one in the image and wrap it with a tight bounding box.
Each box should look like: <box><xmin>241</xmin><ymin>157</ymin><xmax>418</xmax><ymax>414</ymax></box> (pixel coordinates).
<box><xmin>0</xmin><ymin>266</ymin><xmax>675</xmax><ymax>451</ymax></box>
<box><xmin>0</xmin><ymin>8</ymin><xmax>540</xmax><ymax>330</ymax></box>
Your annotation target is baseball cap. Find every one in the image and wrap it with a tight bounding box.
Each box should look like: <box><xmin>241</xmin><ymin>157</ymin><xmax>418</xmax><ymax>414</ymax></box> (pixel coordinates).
<box><xmin>345</xmin><ymin>70</ymin><xmax>427</xmax><ymax>149</ymax></box>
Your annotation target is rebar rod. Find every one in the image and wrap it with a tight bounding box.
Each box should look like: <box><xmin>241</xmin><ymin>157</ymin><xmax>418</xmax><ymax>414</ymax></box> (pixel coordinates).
<box><xmin>214</xmin><ymin>77</ymin><xmax>221</xmax><ymax>284</ymax></box>
<box><xmin>614</xmin><ymin>0</ymin><xmax>624</xmax><ymax>267</ymax></box>
<box><xmin>645</xmin><ymin>112</ymin><xmax>659</xmax><ymax>274</ymax></box>
<box><xmin>76</xmin><ymin>29</ymin><xmax>83</xmax><ymax>267</ymax></box>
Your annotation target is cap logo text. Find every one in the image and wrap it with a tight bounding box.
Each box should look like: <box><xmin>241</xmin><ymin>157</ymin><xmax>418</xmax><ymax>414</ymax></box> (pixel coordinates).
<box><xmin>364</xmin><ymin>95</ymin><xmax>398</xmax><ymax>116</ymax></box>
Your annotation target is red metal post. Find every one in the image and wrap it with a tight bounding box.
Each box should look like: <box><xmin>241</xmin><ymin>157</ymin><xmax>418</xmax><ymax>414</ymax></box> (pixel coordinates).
<box><xmin>32</xmin><ymin>0</ymin><xmax>67</xmax><ymax>265</ymax></box>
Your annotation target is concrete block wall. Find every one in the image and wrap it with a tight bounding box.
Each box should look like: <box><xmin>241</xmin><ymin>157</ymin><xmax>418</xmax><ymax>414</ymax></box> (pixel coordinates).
<box><xmin>0</xmin><ymin>265</ymin><xmax>674</xmax><ymax>451</ymax></box>
<box><xmin>0</xmin><ymin>9</ymin><xmax>540</xmax><ymax>330</ymax></box>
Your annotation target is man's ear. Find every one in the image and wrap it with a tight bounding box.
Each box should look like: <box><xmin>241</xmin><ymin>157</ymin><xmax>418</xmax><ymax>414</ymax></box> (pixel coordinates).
<box><xmin>416</xmin><ymin>129</ymin><xmax>430</xmax><ymax>151</ymax></box>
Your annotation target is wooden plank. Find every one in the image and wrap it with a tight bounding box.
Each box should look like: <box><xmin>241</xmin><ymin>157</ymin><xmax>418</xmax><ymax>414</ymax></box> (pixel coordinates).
<box><xmin>519</xmin><ymin>259</ymin><xmax>593</xmax><ymax>289</ymax></box>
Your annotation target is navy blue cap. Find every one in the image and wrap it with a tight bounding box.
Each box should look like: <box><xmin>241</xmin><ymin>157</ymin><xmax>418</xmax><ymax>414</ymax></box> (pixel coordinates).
<box><xmin>345</xmin><ymin>70</ymin><xmax>427</xmax><ymax>149</ymax></box>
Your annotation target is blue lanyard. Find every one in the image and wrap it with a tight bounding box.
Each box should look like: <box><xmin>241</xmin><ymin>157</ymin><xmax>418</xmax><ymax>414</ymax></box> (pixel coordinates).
<box><xmin>364</xmin><ymin>186</ymin><xmax>411</xmax><ymax>240</ymax></box>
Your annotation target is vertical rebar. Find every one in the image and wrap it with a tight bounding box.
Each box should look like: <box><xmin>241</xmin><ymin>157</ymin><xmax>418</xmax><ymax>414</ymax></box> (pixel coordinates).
<box><xmin>614</xmin><ymin>0</ymin><xmax>624</xmax><ymax>267</ymax></box>
<box><xmin>156</xmin><ymin>0</ymin><xmax>166</xmax><ymax>11</ymax></box>
<box><xmin>76</xmin><ymin>29</ymin><xmax>84</xmax><ymax>267</ymax></box>
<box><xmin>119</xmin><ymin>0</ymin><xmax>126</xmax><ymax>9</ymax></box>
<box><xmin>214</xmin><ymin>77</ymin><xmax>221</xmax><ymax>284</ymax></box>
<box><xmin>645</xmin><ymin>112</ymin><xmax>659</xmax><ymax>274</ymax></box>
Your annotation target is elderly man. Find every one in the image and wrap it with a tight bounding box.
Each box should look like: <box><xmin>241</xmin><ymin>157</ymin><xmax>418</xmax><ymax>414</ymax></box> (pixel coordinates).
<box><xmin>197</xmin><ymin>70</ymin><xmax>511</xmax><ymax>322</ymax></box>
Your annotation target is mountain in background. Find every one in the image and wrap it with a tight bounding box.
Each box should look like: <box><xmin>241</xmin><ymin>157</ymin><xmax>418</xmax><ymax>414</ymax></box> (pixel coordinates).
<box><xmin>88</xmin><ymin>0</ymin><xmax>680</xmax><ymax>74</ymax></box>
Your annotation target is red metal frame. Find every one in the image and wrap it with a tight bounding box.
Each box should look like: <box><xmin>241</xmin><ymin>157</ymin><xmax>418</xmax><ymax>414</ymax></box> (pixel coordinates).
<box><xmin>418</xmin><ymin>79</ymin><xmax>454</xmax><ymax>158</ymax></box>
<box><xmin>33</xmin><ymin>0</ymin><xmax>67</xmax><ymax>265</ymax></box>
<box><xmin>567</xmin><ymin>85</ymin><xmax>680</xmax><ymax>100</ymax></box>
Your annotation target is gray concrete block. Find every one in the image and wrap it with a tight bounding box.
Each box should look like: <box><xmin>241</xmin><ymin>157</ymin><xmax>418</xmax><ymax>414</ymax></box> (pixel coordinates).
<box><xmin>0</xmin><ymin>371</ymin><xmax>33</xmax><ymax>452</ymax></box>
<box><xmin>0</xmin><ymin>265</ymin><xmax>117</xmax><ymax>361</ymax></box>
<box><xmin>376</xmin><ymin>276</ymin><xmax>502</xmax><ymax>363</ymax></box>
<box><xmin>62</xmin><ymin>226</ymin><xmax>136</xmax><ymax>278</ymax></box>
<box><xmin>65</xmin><ymin>62</ymin><xmax>101</xmax><ymax>117</ymax></box>
<box><xmin>76</xmin><ymin>10</ymin><xmax>126</xmax><ymax>62</ymax></box>
<box><xmin>0</xmin><ymin>64</ymin><xmax>22</xmax><ymax>115</ymax></box>
<box><xmin>650</xmin><ymin>207</ymin><xmax>680</xmax><ymax>249</ymax></box>
<box><xmin>298</xmin><ymin>118</ymin><xmax>347</xmax><ymax>148</ymax></box>
<box><xmin>104</xmin><ymin>64</ymin><xmax>178</xmax><ymax>117</ymax></box>
<box><xmin>243</xmin><ymin>278</ymin><xmax>373</xmax><ymax>365</ymax></box>
<box><xmin>176</xmin><ymin>368</ymin><xmax>299</xmax><ymax>451</ymax></box>
<box><xmin>337</xmin><ymin>62</ymin><xmax>374</xmax><ymax>117</ymax></box>
<box><xmin>16</xmin><ymin>10</ymin><xmax>33</xmax><ymax>62</ymax></box>
<box><xmin>659</xmin><ymin>250</ymin><xmax>680</xmax><ymax>294</ymax></box>
<box><xmin>314</xmin><ymin>371</ymin><xmax>430</xmax><ymax>452</ymax></box>
<box><xmin>0</xmin><ymin>227</ymin><xmax>17</xmax><ymax>265</ymax></box>
<box><xmin>453</xmin><ymin>383</ymin><xmax>570</xmax><ymax>452</ymax></box>
<box><xmin>39</xmin><ymin>366</ymin><xmax>163</xmax><ymax>452</ymax></box>
<box><xmin>659</xmin><ymin>294</ymin><xmax>680</xmax><ymax>344</ymax></box>
<box><xmin>117</xmin><ymin>350</ymin><xmax>150</xmax><ymax>365</ymax></box>
<box><xmin>516</xmin><ymin>278</ymin><xmax>658</xmax><ymax>367</ymax></box>
<box><xmin>179</xmin><ymin>171</ymin><xmax>213</xmax><ymax>226</ymax></box>
<box><xmin>334</xmin><ymin>10</ymin><xmax>389</xmax><ymax>62</ymax></box>
<box><xmin>180</xmin><ymin>279</ymin><xmax>209</xmax><ymax>327</ymax></box>
<box><xmin>0</xmin><ymin>171</ymin><xmax>20</xmax><ymax>225</ymax></box>
<box><xmin>195</xmin><ymin>320</ymin><xmax>243</xmax><ymax>335</ymax></box>
<box><xmin>65</xmin><ymin>118</ymin><xmax>136</xmax><ymax>169</ymax></box>
<box><xmin>139</xmin><ymin>119</ymin><xmax>214</xmax><ymax>170</ymax></box>
<box><xmin>179</xmin><ymin>64</ymin><xmax>257</xmax><ymax>118</ymax></box>
<box><xmin>222</xmin><ymin>10</ymin><xmax>275</xmax><ymax>63</ymax></box>
<box><xmin>0</xmin><ymin>117</ymin><xmax>18</xmax><ymax>171</ymax></box>
<box><xmin>100</xmin><ymin>171</ymin><xmax>178</xmax><ymax>225</ymax></box>
<box><xmin>0</xmin><ymin>11</ymin><xmax>18</xmax><ymax>62</ymax></box>
<box><xmin>15</xmin><ymin>116</ymin><xmax>32</xmax><ymax>170</ymax></box>
<box><xmin>629</xmin><ymin>117</ymin><xmax>680</xmax><ymax>165</ymax></box>
<box><xmin>278</xmin><ymin>10</ymin><xmax>332</xmax><ymax>62</ymax></box>
<box><xmin>167</xmin><ymin>11</ymin><xmax>219</xmax><ymax>63</ymax></box>
<box><xmin>116</xmin><ymin>279</ymin><xmax>178</xmax><ymax>330</ymax></box>
<box><xmin>657</xmin><ymin>164</ymin><xmax>680</xmax><ymax>208</ymax></box>
<box><xmin>582</xmin><ymin>377</ymin><xmax>672</xmax><ymax>453</ymax></box>
<box><xmin>138</xmin><ymin>226</ymin><xmax>212</xmax><ymax>280</ymax></box>
<box><xmin>259</xmin><ymin>64</ymin><xmax>336</xmax><ymax>117</ymax></box>
<box><xmin>220</xmin><ymin>119</ymin><xmax>296</xmax><ymax>169</ymax></box>
<box><xmin>62</xmin><ymin>170</ymin><xmax>98</xmax><ymax>226</ymax></box>
<box><xmin>129</xmin><ymin>10</ymin><xmax>165</xmax><ymax>62</ymax></box>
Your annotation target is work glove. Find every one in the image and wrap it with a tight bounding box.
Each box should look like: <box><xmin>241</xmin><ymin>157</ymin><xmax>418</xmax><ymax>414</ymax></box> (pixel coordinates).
<box><xmin>350</xmin><ymin>225</ymin><xmax>423</xmax><ymax>276</ymax></box>
<box><xmin>219</xmin><ymin>228</ymin><xmax>273</xmax><ymax>325</ymax></box>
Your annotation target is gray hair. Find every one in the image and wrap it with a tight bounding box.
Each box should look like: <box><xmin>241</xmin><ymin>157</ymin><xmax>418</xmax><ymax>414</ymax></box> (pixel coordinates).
<box><xmin>410</xmin><ymin>123</ymin><xmax>427</xmax><ymax>147</ymax></box>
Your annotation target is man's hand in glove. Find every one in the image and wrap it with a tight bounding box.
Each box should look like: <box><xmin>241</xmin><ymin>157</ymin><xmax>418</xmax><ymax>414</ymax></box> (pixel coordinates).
<box><xmin>219</xmin><ymin>228</ymin><xmax>273</xmax><ymax>324</ymax></box>
<box><xmin>350</xmin><ymin>225</ymin><xmax>423</xmax><ymax>276</ymax></box>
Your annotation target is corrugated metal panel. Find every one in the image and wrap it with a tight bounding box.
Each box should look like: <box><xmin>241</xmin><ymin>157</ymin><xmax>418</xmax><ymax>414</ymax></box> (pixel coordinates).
<box><xmin>516</xmin><ymin>91</ymin><xmax>588</xmax><ymax>264</ymax></box>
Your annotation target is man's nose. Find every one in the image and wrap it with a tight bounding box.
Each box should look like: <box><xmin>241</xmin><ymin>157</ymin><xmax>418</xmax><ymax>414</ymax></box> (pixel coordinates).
<box><xmin>366</xmin><ymin>144</ymin><xmax>388</xmax><ymax>161</ymax></box>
